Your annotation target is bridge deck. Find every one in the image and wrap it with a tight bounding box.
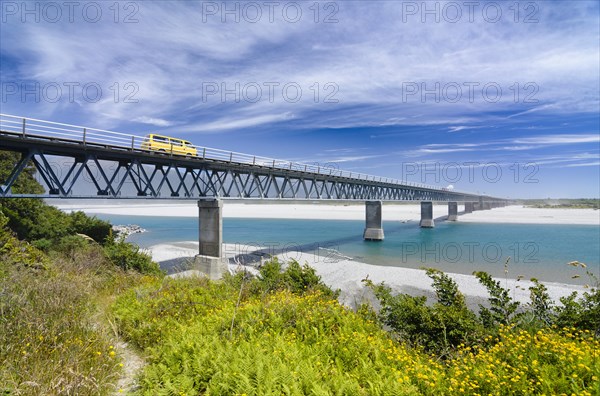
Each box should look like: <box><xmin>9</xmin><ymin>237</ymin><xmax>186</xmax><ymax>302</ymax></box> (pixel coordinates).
<box><xmin>0</xmin><ymin>115</ymin><xmax>503</xmax><ymax>202</ymax></box>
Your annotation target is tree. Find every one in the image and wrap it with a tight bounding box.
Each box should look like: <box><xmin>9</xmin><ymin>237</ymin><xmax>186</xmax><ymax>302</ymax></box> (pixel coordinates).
<box><xmin>0</xmin><ymin>150</ymin><xmax>111</xmax><ymax>244</ymax></box>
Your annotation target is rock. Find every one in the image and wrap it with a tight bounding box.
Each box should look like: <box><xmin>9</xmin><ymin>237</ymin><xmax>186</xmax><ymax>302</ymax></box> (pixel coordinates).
<box><xmin>112</xmin><ymin>224</ymin><xmax>146</xmax><ymax>239</ymax></box>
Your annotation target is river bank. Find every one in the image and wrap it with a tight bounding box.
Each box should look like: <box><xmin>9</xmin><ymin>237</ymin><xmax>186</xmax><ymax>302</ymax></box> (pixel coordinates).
<box><xmin>54</xmin><ymin>201</ymin><xmax>597</xmax><ymax>305</ymax></box>
<box><xmin>146</xmin><ymin>241</ymin><xmax>586</xmax><ymax>310</ymax></box>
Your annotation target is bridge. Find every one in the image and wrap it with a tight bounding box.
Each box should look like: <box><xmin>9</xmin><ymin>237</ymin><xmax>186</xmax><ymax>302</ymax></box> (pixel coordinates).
<box><xmin>0</xmin><ymin>114</ymin><xmax>509</xmax><ymax>276</ymax></box>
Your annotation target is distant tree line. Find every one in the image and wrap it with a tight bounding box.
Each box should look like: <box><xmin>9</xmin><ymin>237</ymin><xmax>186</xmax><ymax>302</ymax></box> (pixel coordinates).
<box><xmin>520</xmin><ymin>198</ymin><xmax>599</xmax><ymax>209</ymax></box>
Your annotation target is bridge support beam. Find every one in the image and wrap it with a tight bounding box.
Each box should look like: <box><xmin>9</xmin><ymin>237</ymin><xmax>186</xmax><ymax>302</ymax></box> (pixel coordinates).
<box><xmin>194</xmin><ymin>199</ymin><xmax>228</xmax><ymax>279</ymax></box>
<box><xmin>447</xmin><ymin>201</ymin><xmax>458</xmax><ymax>221</ymax></box>
<box><xmin>363</xmin><ymin>200</ymin><xmax>384</xmax><ymax>241</ymax></box>
<box><xmin>420</xmin><ymin>201</ymin><xmax>435</xmax><ymax>228</ymax></box>
<box><xmin>464</xmin><ymin>202</ymin><xmax>474</xmax><ymax>213</ymax></box>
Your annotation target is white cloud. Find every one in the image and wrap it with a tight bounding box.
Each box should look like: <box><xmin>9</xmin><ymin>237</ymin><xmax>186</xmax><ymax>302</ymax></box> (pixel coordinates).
<box><xmin>564</xmin><ymin>161</ymin><xmax>600</xmax><ymax>167</ymax></box>
<box><xmin>327</xmin><ymin>155</ymin><xmax>382</xmax><ymax>163</ymax></box>
<box><xmin>1</xmin><ymin>1</ymin><xmax>598</xmax><ymax>132</ymax></box>
<box><xmin>448</xmin><ymin>126</ymin><xmax>478</xmax><ymax>132</ymax></box>
<box><xmin>133</xmin><ymin>116</ymin><xmax>174</xmax><ymax>127</ymax></box>
<box><xmin>182</xmin><ymin>112</ymin><xmax>295</xmax><ymax>133</ymax></box>
<box><xmin>512</xmin><ymin>135</ymin><xmax>600</xmax><ymax>145</ymax></box>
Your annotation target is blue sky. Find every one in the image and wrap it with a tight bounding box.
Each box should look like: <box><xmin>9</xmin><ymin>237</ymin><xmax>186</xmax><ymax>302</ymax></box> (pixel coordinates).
<box><xmin>1</xmin><ymin>0</ymin><xmax>599</xmax><ymax>198</ymax></box>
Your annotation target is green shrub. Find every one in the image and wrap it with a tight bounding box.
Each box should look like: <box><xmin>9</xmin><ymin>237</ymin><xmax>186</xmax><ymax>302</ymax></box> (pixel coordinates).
<box><xmin>30</xmin><ymin>238</ymin><xmax>53</xmax><ymax>252</ymax></box>
<box><xmin>555</xmin><ymin>268</ymin><xmax>599</xmax><ymax>333</ymax></box>
<box><xmin>68</xmin><ymin>210</ymin><xmax>112</xmax><ymax>243</ymax></box>
<box><xmin>0</xmin><ymin>150</ymin><xmax>44</xmax><ymax>194</ymax></box>
<box><xmin>365</xmin><ymin>271</ymin><xmax>482</xmax><ymax>357</ymax></box>
<box><xmin>528</xmin><ymin>278</ymin><xmax>555</xmax><ymax>326</ymax></box>
<box><xmin>1</xmin><ymin>200</ymin><xmax>111</xmax><ymax>246</ymax></box>
<box><xmin>425</xmin><ymin>268</ymin><xmax>466</xmax><ymax>308</ymax></box>
<box><xmin>0</xmin><ymin>212</ymin><xmax>48</xmax><ymax>271</ymax></box>
<box><xmin>474</xmin><ymin>271</ymin><xmax>521</xmax><ymax>327</ymax></box>
<box><xmin>1</xmin><ymin>150</ymin><xmax>111</xmax><ymax>246</ymax></box>
<box><xmin>56</xmin><ymin>234</ymin><xmax>91</xmax><ymax>259</ymax></box>
<box><xmin>103</xmin><ymin>237</ymin><xmax>162</xmax><ymax>275</ymax></box>
<box><xmin>257</xmin><ymin>256</ymin><xmax>284</xmax><ymax>291</ymax></box>
<box><xmin>240</xmin><ymin>258</ymin><xmax>337</xmax><ymax>298</ymax></box>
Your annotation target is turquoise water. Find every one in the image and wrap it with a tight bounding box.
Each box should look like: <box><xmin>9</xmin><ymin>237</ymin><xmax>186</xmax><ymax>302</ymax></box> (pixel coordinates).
<box><xmin>96</xmin><ymin>214</ymin><xmax>599</xmax><ymax>285</ymax></box>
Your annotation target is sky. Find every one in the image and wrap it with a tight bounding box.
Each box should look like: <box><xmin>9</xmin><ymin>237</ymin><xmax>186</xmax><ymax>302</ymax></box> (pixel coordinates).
<box><xmin>1</xmin><ymin>0</ymin><xmax>599</xmax><ymax>198</ymax></box>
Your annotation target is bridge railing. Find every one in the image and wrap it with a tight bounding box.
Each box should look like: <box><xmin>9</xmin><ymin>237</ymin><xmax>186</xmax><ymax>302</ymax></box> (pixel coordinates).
<box><xmin>1</xmin><ymin>114</ymin><xmax>467</xmax><ymax>194</ymax></box>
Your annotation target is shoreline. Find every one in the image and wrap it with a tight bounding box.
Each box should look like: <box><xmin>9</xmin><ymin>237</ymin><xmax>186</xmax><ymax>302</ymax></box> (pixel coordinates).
<box><xmin>54</xmin><ymin>202</ymin><xmax>600</xmax><ymax>225</ymax></box>
<box><xmin>146</xmin><ymin>241</ymin><xmax>586</xmax><ymax>310</ymax></box>
<box><xmin>56</xmin><ymin>202</ymin><xmax>597</xmax><ymax>302</ymax></box>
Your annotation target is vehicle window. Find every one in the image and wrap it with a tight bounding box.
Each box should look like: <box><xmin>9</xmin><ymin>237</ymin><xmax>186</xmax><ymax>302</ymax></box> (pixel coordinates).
<box><xmin>171</xmin><ymin>139</ymin><xmax>183</xmax><ymax>146</ymax></box>
<box><xmin>154</xmin><ymin>136</ymin><xmax>168</xmax><ymax>142</ymax></box>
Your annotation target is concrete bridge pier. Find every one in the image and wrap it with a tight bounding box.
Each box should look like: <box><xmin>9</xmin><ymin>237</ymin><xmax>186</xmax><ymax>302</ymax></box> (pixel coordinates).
<box><xmin>464</xmin><ymin>202</ymin><xmax>474</xmax><ymax>213</ymax></box>
<box><xmin>194</xmin><ymin>199</ymin><xmax>228</xmax><ymax>279</ymax></box>
<box><xmin>420</xmin><ymin>201</ymin><xmax>435</xmax><ymax>228</ymax></box>
<box><xmin>447</xmin><ymin>201</ymin><xmax>458</xmax><ymax>221</ymax></box>
<box><xmin>363</xmin><ymin>200</ymin><xmax>384</xmax><ymax>240</ymax></box>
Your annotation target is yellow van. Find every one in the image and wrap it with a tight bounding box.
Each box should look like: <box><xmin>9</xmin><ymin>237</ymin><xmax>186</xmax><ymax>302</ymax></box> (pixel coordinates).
<box><xmin>141</xmin><ymin>134</ymin><xmax>197</xmax><ymax>156</ymax></box>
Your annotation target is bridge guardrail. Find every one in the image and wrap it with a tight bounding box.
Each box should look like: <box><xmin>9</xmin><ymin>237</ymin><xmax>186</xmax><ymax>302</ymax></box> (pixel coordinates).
<box><xmin>0</xmin><ymin>114</ymin><xmax>475</xmax><ymax>195</ymax></box>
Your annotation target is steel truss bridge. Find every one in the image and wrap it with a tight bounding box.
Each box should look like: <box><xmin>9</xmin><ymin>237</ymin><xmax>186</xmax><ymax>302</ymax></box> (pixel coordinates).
<box><xmin>0</xmin><ymin>114</ymin><xmax>502</xmax><ymax>203</ymax></box>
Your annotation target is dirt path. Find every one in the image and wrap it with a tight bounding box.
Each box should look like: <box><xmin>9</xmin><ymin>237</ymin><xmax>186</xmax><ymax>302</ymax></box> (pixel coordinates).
<box><xmin>113</xmin><ymin>340</ymin><xmax>145</xmax><ymax>395</ymax></box>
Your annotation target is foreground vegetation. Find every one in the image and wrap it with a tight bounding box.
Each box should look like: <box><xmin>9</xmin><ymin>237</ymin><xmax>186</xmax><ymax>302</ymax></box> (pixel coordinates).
<box><xmin>111</xmin><ymin>259</ymin><xmax>600</xmax><ymax>395</ymax></box>
<box><xmin>2</xmin><ymin>212</ymin><xmax>599</xmax><ymax>394</ymax></box>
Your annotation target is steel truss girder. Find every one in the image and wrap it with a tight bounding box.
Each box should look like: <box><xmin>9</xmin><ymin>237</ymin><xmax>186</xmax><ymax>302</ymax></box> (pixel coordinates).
<box><xmin>0</xmin><ymin>150</ymin><xmax>481</xmax><ymax>202</ymax></box>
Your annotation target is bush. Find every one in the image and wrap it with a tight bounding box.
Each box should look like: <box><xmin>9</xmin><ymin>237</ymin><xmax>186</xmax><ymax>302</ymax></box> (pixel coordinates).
<box><xmin>446</xmin><ymin>326</ymin><xmax>600</xmax><ymax>395</ymax></box>
<box><xmin>1</xmin><ymin>200</ymin><xmax>111</xmax><ymax>246</ymax></box>
<box><xmin>235</xmin><ymin>258</ymin><xmax>338</xmax><ymax>298</ymax></box>
<box><xmin>528</xmin><ymin>278</ymin><xmax>555</xmax><ymax>326</ymax></box>
<box><xmin>0</xmin><ymin>212</ymin><xmax>48</xmax><ymax>271</ymax></box>
<box><xmin>30</xmin><ymin>238</ymin><xmax>53</xmax><ymax>252</ymax></box>
<box><xmin>68</xmin><ymin>210</ymin><xmax>112</xmax><ymax>243</ymax></box>
<box><xmin>365</xmin><ymin>270</ymin><xmax>482</xmax><ymax>356</ymax></box>
<box><xmin>283</xmin><ymin>259</ymin><xmax>330</xmax><ymax>295</ymax></box>
<box><xmin>56</xmin><ymin>234</ymin><xmax>91</xmax><ymax>259</ymax></box>
<box><xmin>103</xmin><ymin>237</ymin><xmax>162</xmax><ymax>275</ymax></box>
<box><xmin>474</xmin><ymin>271</ymin><xmax>521</xmax><ymax>327</ymax></box>
<box><xmin>555</xmin><ymin>271</ymin><xmax>600</xmax><ymax>334</ymax></box>
<box><xmin>1</xmin><ymin>150</ymin><xmax>111</xmax><ymax>246</ymax></box>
